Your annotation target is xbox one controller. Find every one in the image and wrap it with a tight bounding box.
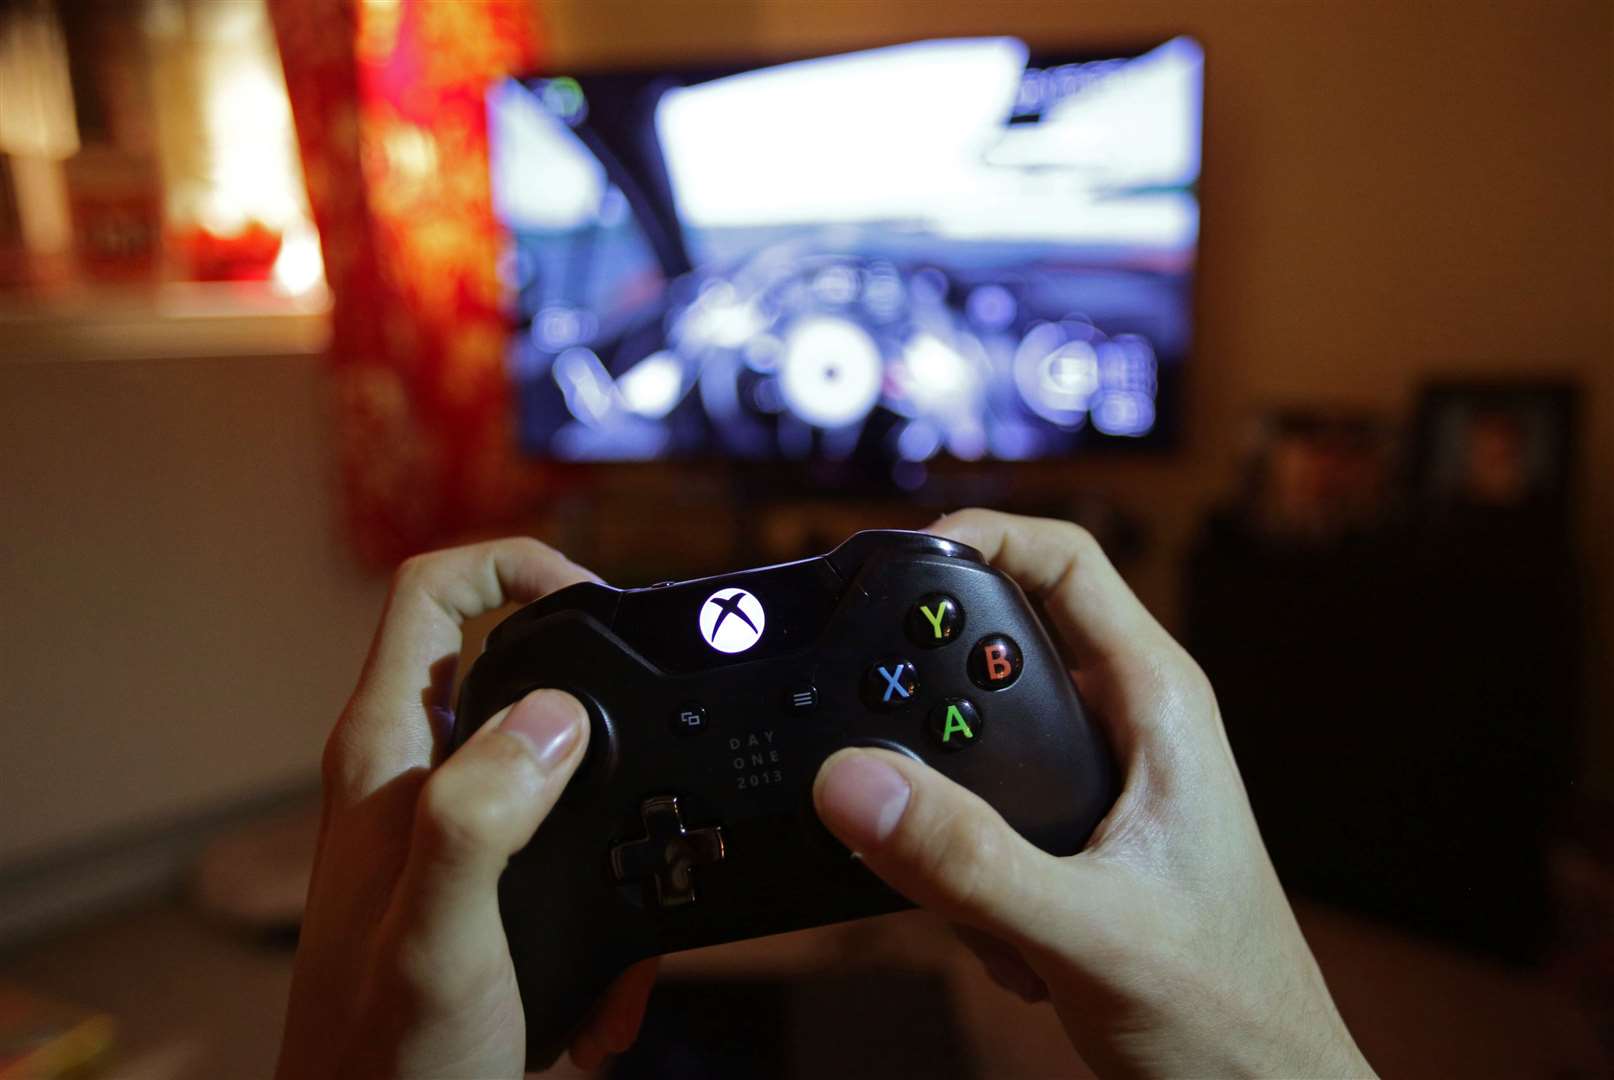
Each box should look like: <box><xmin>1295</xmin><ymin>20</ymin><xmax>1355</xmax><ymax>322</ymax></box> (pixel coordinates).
<box><xmin>451</xmin><ymin>530</ymin><xmax>1118</xmax><ymax>1068</ymax></box>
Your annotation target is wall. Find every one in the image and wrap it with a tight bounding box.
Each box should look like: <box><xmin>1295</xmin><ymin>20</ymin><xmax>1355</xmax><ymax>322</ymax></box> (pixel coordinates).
<box><xmin>0</xmin><ymin>345</ymin><xmax>384</xmax><ymax>873</ymax></box>
<box><xmin>542</xmin><ymin>0</ymin><xmax>1614</xmax><ymax>792</ymax></box>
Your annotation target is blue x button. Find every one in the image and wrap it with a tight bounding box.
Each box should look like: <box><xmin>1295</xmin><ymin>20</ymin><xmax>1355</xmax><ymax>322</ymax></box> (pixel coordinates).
<box><xmin>864</xmin><ymin>658</ymin><xmax>919</xmax><ymax>710</ymax></box>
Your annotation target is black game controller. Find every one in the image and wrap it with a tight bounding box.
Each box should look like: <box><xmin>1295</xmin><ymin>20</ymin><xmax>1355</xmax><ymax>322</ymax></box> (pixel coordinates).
<box><xmin>452</xmin><ymin>530</ymin><xmax>1118</xmax><ymax>1068</ymax></box>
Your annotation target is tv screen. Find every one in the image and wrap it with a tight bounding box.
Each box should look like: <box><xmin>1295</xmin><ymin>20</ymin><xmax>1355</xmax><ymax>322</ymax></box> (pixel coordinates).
<box><xmin>489</xmin><ymin>36</ymin><xmax>1202</xmax><ymax>478</ymax></box>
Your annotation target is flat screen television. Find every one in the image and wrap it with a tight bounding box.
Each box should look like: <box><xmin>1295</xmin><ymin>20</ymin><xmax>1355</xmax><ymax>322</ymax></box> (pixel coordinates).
<box><xmin>488</xmin><ymin>35</ymin><xmax>1202</xmax><ymax>484</ymax></box>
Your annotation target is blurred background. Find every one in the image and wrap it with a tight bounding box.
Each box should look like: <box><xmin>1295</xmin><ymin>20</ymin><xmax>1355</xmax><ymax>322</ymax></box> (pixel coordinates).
<box><xmin>0</xmin><ymin>0</ymin><xmax>1610</xmax><ymax>1076</ymax></box>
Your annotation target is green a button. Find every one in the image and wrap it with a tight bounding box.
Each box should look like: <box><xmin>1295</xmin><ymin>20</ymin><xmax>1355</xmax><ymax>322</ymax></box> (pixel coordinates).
<box><xmin>928</xmin><ymin>698</ymin><xmax>982</xmax><ymax>751</ymax></box>
<box><xmin>907</xmin><ymin>593</ymin><xmax>963</xmax><ymax>648</ymax></box>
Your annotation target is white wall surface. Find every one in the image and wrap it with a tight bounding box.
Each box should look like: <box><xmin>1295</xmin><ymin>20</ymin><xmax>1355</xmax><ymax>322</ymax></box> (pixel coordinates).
<box><xmin>0</xmin><ymin>345</ymin><xmax>384</xmax><ymax>870</ymax></box>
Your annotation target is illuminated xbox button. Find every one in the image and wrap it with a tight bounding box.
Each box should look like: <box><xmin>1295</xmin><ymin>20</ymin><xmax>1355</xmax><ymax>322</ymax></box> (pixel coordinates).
<box><xmin>906</xmin><ymin>593</ymin><xmax>963</xmax><ymax>648</ymax></box>
<box><xmin>968</xmin><ymin>634</ymin><xmax>1023</xmax><ymax>690</ymax></box>
<box><xmin>863</xmin><ymin>658</ymin><xmax>919</xmax><ymax>709</ymax></box>
<box><xmin>928</xmin><ymin>698</ymin><xmax>982</xmax><ymax>750</ymax></box>
<box><xmin>699</xmin><ymin>588</ymin><xmax>765</xmax><ymax>653</ymax></box>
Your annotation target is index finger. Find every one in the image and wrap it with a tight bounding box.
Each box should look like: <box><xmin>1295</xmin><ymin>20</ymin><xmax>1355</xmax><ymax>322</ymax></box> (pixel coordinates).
<box><xmin>926</xmin><ymin>508</ymin><xmax>1169</xmax><ymax>672</ymax></box>
<box><xmin>327</xmin><ymin>537</ymin><xmax>597</xmax><ymax>804</ymax></box>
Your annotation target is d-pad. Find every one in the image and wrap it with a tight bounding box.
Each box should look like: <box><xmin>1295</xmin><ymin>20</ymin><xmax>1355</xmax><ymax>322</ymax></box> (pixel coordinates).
<box><xmin>609</xmin><ymin>795</ymin><xmax>726</xmax><ymax>908</ymax></box>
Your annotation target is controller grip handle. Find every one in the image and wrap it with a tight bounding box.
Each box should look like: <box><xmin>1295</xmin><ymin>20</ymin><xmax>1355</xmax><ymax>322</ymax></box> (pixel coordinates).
<box><xmin>518</xmin><ymin>960</ymin><xmax>617</xmax><ymax>1071</ymax></box>
<box><xmin>503</xmin><ymin>878</ymin><xmax>651</xmax><ymax>1071</ymax></box>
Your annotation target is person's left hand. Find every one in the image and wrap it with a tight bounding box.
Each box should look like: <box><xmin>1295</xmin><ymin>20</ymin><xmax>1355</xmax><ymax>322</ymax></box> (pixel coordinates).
<box><xmin>276</xmin><ymin>539</ymin><xmax>658</xmax><ymax>1079</ymax></box>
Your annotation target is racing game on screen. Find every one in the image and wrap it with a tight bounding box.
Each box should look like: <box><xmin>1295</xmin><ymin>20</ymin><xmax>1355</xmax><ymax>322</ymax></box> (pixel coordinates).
<box><xmin>489</xmin><ymin>36</ymin><xmax>1202</xmax><ymax>473</ymax></box>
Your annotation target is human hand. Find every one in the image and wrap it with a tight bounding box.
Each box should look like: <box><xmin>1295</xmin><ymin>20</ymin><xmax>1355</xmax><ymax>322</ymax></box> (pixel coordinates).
<box><xmin>812</xmin><ymin>510</ymin><xmax>1373</xmax><ymax>1078</ymax></box>
<box><xmin>276</xmin><ymin>539</ymin><xmax>656</xmax><ymax>1079</ymax></box>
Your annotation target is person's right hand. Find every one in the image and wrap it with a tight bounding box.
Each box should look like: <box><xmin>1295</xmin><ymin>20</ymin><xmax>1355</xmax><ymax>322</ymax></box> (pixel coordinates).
<box><xmin>812</xmin><ymin>509</ymin><xmax>1374</xmax><ymax>1078</ymax></box>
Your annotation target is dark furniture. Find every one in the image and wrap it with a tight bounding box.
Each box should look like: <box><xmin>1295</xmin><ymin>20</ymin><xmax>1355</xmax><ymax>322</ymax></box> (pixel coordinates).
<box><xmin>1185</xmin><ymin>507</ymin><xmax>1579</xmax><ymax>962</ymax></box>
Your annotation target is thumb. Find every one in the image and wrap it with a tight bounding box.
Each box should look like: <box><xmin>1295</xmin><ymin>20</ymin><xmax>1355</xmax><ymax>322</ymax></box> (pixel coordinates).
<box><xmin>400</xmin><ymin>689</ymin><xmax>589</xmax><ymax>937</ymax></box>
<box><xmin>813</xmin><ymin>748</ymin><xmax>1076</xmax><ymax>947</ymax></box>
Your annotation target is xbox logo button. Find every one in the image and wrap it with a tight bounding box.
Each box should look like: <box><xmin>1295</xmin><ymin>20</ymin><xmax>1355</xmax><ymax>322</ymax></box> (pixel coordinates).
<box><xmin>699</xmin><ymin>588</ymin><xmax>766</xmax><ymax>654</ymax></box>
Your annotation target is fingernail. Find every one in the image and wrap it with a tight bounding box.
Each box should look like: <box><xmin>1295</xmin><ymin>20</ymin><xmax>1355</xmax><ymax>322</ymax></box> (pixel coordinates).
<box><xmin>501</xmin><ymin>691</ymin><xmax>583</xmax><ymax>768</ymax></box>
<box><xmin>817</xmin><ymin>753</ymin><xmax>911</xmax><ymax>847</ymax></box>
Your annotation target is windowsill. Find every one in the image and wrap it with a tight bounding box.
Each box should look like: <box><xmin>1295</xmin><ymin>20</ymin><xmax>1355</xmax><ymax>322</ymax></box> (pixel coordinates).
<box><xmin>0</xmin><ymin>282</ymin><xmax>332</xmax><ymax>363</ymax></box>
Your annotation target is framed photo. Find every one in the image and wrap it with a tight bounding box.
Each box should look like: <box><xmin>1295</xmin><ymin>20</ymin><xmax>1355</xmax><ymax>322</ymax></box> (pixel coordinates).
<box><xmin>1407</xmin><ymin>381</ymin><xmax>1577</xmax><ymax>514</ymax></box>
<box><xmin>1238</xmin><ymin>409</ymin><xmax>1393</xmax><ymax>539</ymax></box>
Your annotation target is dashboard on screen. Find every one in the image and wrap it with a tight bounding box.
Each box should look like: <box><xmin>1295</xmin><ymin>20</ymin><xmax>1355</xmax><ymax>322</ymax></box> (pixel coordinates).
<box><xmin>489</xmin><ymin>36</ymin><xmax>1202</xmax><ymax>477</ymax></box>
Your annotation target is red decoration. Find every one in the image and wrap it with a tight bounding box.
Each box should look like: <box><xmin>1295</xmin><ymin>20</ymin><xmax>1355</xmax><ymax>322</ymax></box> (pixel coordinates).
<box><xmin>268</xmin><ymin>0</ymin><xmax>547</xmax><ymax>563</ymax></box>
<box><xmin>172</xmin><ymin>222</ymin><xmax>283</xmax><ymax>282</ymax></box>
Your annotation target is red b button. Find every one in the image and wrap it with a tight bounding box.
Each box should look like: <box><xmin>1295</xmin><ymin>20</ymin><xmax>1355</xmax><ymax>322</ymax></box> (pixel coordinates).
<box><xmin>968</xmin><ymin>634</ymin><xmax>1022</xmax><ymax>690</ymax></box>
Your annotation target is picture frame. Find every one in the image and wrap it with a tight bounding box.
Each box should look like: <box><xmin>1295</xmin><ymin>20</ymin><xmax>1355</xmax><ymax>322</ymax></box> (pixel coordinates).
<box><xmin>1237</xmin><ymin>408</ymin><xmax>1394</xmax><ymax>540</ymax></box>
<box><xmin>1407</xmin><ymin>380</ymin><xmax>1578</xmax><ymax>516</ymax></box>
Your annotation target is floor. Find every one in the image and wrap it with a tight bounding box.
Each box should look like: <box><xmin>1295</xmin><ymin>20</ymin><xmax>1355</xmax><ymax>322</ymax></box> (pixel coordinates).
<box><xmin>2</xmin><ymin>894</ymin><xmax>1607</xmax><ymax>1078</ymax></box>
